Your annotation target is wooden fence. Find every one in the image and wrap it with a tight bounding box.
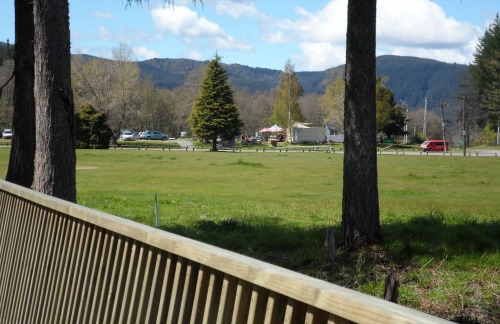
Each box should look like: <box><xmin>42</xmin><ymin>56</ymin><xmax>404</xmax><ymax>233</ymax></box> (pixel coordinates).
<box><xmin>0</xmin><ymin>180</ymin><xmax>449</xmax><ymax>323</ymax></box>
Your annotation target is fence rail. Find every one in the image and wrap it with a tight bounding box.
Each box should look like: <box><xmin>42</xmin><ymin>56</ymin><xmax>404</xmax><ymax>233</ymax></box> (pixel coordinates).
<box><xmin>109</xmin><ymin>144</ymin><xmax>500</xmax><ymax>157</ymax></box>
<box><xmin>0</xmin><ymin>180</ymin><xmax>448</xmax><ymax>323</ymax></box>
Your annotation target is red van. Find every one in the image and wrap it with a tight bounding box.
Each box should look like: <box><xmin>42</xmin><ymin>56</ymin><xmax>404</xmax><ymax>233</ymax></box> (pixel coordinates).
<box><xmin>420</xmin><ymin>140</ymin><xmax>449</xmax><ymax>152</ymax></box>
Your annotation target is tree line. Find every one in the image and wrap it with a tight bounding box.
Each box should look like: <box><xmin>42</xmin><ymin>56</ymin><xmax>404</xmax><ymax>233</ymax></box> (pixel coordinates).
<box><xmin>2</xmin><ymin>44</ymin><xmax>408</xmax><ymax>144</ymax></box>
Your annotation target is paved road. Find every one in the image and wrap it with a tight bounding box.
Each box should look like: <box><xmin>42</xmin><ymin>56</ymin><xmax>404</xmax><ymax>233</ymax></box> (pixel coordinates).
<box><xmin>172</xmin><ymin>138</ymin><xmax>193</xmax><ymax>148</ymax></box>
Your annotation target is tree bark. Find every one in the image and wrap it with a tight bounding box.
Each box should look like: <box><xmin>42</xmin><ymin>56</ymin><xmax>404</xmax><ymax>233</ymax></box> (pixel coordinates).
<box><xmin>212</xmin><ymin>137</ymin><xmax>217</xmax><ymax>151</ymax></box>
<box><xmin>32</xmin><ymin>0</ymin><xmax>76</xmax><ymax>202</ymax></box>
<box><xmin>6</xmin><ymin>0</ymin><xmax>36</xmax><ymax>188</ymax></box>
<box><xmin>340</xmin><ymin>0</ymin><xmax>382</xmax><ymax>249</ymax></box>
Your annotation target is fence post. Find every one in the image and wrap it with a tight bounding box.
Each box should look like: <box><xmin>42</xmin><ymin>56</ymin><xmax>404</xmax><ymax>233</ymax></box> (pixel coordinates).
<box><xmin>383</xmin><ymin>273</ymin><xmax>399</xmax><ymax>304</ymax></box>
<box><xmin>155</xmin><ymin>194</ymin><xmax>159</xmax><ymax>227</ymax></box>
<box><xmin>324</xmin><ymin>227</ymin><xmax>335</xmax><ymax>264</ymax></box>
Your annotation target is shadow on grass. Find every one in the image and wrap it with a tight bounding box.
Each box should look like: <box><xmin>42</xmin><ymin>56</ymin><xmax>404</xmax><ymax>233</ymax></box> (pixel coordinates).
<box><xmin>160</xmin><ymin>213</ymin><xmax>499</xmax><ymax>322</ymax></box>
<box><xmin>161</xmin><ymin>215</ymin><xmax>327</xmax><ymax>270</ymax></box>
<box><xmin>161</xmin><ymin>213</ymin><xmax>499</xmax><ymax>268</ymax></box>
<box><xmin>382</xmin><ymin>213</ymin><xmax>500</xmax><ymax>265</ymax></box>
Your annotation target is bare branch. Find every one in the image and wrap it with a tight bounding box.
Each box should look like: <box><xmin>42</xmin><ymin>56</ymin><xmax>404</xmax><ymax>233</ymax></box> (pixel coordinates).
<box><xmin>0</xmin><ymin>71</ymin><xmax>14</xmax><ymax>98</ymax></box>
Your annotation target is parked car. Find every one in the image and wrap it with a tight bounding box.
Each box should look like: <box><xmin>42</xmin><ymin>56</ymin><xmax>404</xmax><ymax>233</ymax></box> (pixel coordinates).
<box><xmin>2</xmin><ymin>129</ymin><xmax>12</xmax><ymax>139</ymax></box>
<box><xmin>142</xmin><ymin>130</ymin><xmax>168</xmax><ymax>141</ymax></box>
<box><xmin>420</xmin><ymin>140</ymin><xmax>449</xmax><ymax>152</ymax></box>
<box><xmin>120</xmin><ymin>130</ymin><xmax>135</xmax><ymax>141</ymax></box>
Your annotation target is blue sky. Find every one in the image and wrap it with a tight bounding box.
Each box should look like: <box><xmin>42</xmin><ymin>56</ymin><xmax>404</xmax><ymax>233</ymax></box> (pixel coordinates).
<box><xmin>0</xmin><ymin>0</ymin><xmax>498</xmax><ymax>71</ymax></box>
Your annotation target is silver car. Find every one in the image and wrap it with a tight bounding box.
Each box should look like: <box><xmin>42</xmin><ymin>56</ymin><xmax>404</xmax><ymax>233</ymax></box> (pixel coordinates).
<box><xmin>2</xmin><ymin>129</ymin><xmax>12</xmax><ymax>139</ymax></box>
<box><xmin>142</xmin><ymin>130</ymin><xmax>168</xmax><ymax>141</ymax></box>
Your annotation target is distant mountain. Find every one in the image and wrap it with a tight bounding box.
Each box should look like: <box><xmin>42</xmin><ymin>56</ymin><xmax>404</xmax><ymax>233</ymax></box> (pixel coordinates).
<box><xmin>137</xmin><ymin>55</ymin><xmax>468</xmax><ymax>109</ymax></box>
<box><xmin>375</xmin><ymin>55</ymin><xmax>468</xmax><ymax>107</ymax></box>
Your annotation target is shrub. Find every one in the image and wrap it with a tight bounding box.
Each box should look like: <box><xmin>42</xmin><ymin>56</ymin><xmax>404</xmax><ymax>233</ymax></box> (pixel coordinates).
<box><xmin>75</xmin><ymin>104</ymin><xmax>113</xmax><ymax>149</ymax></box>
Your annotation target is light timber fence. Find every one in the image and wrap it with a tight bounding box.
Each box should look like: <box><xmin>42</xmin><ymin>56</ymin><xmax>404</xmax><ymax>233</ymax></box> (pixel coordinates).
<box><xmin>0</xmin><ymin>180</ymin><xmax>448</xmax><ymax>323</ymax></box>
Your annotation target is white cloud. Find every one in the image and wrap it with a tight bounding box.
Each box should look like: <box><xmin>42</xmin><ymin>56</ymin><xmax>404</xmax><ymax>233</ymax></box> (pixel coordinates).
<box><xmin>263</xmin><ymin>0</ymin><xmax>484</xmax><ymax>70</ymax></box>
<box><xmin>214</xmin><ymin>35</ymin><xmax>252</xmax><ymax>51</ymax></box>
<box><xmin>215</xmin><ymin>0</ymin><xmax>268</xmax><ymax>20</ymax></box>
<box><xmin>133</xmin><ymin>46</ymin><xmax>160</xmax><ymax>60</ymax></box>
<box><xmin>296</xmin><ymin>43</ymin><xmax>346</xmax><ymax>70</ymax></box>
<box><xmin>93</xmin><ymin>11</ymin><xmax>114</xmax><ymax>20</ymax></box>
<box><xmin>377</xmin><ymin>0</ymin><xmax>480</xmax><ymax>48</ymax></box>
<box><xmin>185</xmin><ymin>50</ymin><xmax>204</xmax><ymax>61</ymax></box>
<box><xmin>98</xmin><ymin>25</ymin><xmax>113</xmax><ymax>42</ymax></box>
<box><xmin>152</xmin><ymin>6</ymin><xmax>225</xmax><ymax>38</ymax></box>
<box><xmin>262</xmin><ymin>30</ymin><xmax>288</xmax><ymax>44</ymax></box>
<box><xmin>385</xmin><ymin>46</ymin><xmax>472</xmax><ymax>65</ymax></box>
<box><xmin>292</xmin><ymin>1</ymin><xmax>347</xmax><ymax>44</ymax></box>
<box><xmin>262</xmin><ymin>1</ymin><xmax>347</xmax><ymax>45</ymax></box>
<box><xmin>151</xmin><ymin>5</ymin><xmax>252</xmax><ymax>54</ymax></box>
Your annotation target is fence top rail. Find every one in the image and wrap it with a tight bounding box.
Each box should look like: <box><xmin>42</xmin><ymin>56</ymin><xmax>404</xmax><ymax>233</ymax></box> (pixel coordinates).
<box><xmin>0</xmin><ymin>180</ymin><xmax>449</xmax><ymax>324</ymax></box>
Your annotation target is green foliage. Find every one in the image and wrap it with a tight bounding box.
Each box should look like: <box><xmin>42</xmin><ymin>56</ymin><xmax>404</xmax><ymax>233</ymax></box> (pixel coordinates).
<box><xmin>479</xmin><ymin>51</ymin><xmax>500</xmax><ymax>127</ymax></box>
<box><xmin>190</xmin><ymin>54</ymin><xmax>243</xmax><ymax>150</ymax></box>
<box><xmin>0</xmin><ymin>40</ymin><xmax>14</xmax><ymax>66</ymax></box>
<box><xmin>470</xmin><ymin>14</ymin><xmax>500</xmax><ymax>89</ymax></box>
<box><xmin>270</xmin><ymin>60</ymin><xmax>304</xmax><ymax>127</ymax></box>
<box><xmin>75</xmin><ymin>104</ymin><xmax>113</xmax><ymax>149</ymax></box>
<box><xmin>413</xmin><ymin>132</ymin><xmax>426</xmax><ymax>144</ymax></box>
<box><xmin>376</xmin><ymin>78</ymin><xmax>406</xmax><ymax>137</ymax></box>
<box><xmin>320</xmin><ymin>78</ymin><xmax>344</xmax><ymax>131</ymax></box>
<box><xmin>469</xmin><ymin>14</ymin><xmax>500</xmax><ymax>128</ymax></box>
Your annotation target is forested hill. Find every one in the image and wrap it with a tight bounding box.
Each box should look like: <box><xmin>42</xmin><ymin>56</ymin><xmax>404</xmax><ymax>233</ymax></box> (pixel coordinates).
<box><xmin>375</xmin><ymin>55</ymin><xmax>468</xmax><ymax>107</ymax></box>
<box><xmin>138</xmin><ymin>55</ymin><xmax>468</xmax><ymax>108</ymax></box>
<box><xmin>5</xmin><ymin>44</ymin><xmax>468</xmax><ymax>109</ymax></box>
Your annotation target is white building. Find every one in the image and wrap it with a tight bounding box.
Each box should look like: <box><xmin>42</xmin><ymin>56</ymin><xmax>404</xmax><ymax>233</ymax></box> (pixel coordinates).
<box><xmin>325</xmin><ymin>124</ymin><xmax>344</xmax><ymax>143</ymax></box>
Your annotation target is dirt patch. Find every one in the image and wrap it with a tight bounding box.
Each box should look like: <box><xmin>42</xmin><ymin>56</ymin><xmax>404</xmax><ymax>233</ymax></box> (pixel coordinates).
<box><xmin>76</xmin><ymin>166</ymin><xmax>98</xmax><ymax>170</ymax></box>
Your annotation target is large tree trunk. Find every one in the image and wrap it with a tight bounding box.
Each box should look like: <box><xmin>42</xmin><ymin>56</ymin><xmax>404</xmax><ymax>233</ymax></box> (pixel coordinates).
<box><xmin>32</xmin><ymin>0</ymin><xmax>76</xmax><ymax>202</ymax></box>
<box><xmin>212</xmin><ymin>137</ymin><xmax>218</xmax><ymax>151</ymax></box>
<box><xmin>6</xmin><ymin>0</ymin><xmax>36</xmax><ymax>187</ymax></box>
<box><xmin>340</xmin><ymin>0</ymin><xmax>382</xmax><ymax>249</ymax></box>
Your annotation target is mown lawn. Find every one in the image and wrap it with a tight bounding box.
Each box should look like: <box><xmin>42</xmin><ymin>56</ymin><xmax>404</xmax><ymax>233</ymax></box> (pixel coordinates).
<box><xmin>0</xmin><ymin>148</ymin><xmax>498</xmax><ymax>322</ymax></box>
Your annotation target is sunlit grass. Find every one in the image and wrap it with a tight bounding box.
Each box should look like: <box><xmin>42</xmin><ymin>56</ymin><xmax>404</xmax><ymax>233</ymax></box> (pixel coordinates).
<box><xmin>0</xmin><ymin>147</ymin><xmax>498</xmax><ymax>321</ymax></box>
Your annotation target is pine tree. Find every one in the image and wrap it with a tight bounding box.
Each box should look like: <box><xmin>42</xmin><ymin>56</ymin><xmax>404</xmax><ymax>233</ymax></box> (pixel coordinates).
<box><xmin>375</xmin><ymin>78</ymin><xmax>406</xmax><ymax>138</ymax></box>
<box><xmin>469</xmin><ymin>14</ymin><xmax>500</xmax><ymax>130</ymax></box>
<box><xmin>190</xmin><ymin>54</ymin><xmax>242</xmax><ymax>151</ymax></box>
<box><xmin>470</xmin><ymin>14</ymin><xmax>500</xmax><ymax>90</ymax></box>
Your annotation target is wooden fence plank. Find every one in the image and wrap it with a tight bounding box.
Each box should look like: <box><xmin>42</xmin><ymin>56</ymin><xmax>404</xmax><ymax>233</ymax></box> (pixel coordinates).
<box><xmin>0</xmin><ymin>181</ymin><xmax>452</xmax><ymax>324</ymax></box>
<box><xmin>178</xmin><ymin>260</ymin><xmax>199</xmax><ymax>323</ymax></box>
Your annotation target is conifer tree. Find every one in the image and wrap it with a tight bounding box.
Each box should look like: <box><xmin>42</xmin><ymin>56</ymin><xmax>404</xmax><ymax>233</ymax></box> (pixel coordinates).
<box><xmin>190</xmin><ymin>54</ymin><xmax>242</xmax><ymax>151</ymax></box>
<box><xmin>469</xmin><ymin>14</ymin><xmax>500</xmax><ymax>132</ymax></box>
<box><xmin>75</xmin><ymin>104</ymin><xmax>113</xmax><ymax>149</ymax></box>
<box><xmin>375</xmin><ymin>78</ymin><xmax>406</xmax><ymax>138</ymax></box>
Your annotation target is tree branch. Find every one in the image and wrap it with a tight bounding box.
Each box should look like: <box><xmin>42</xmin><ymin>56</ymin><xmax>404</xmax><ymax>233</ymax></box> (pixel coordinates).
<box><xmin>0</xmin><ymin>71</ymin><xmax>14</xmax><ymax>99</ymax></box>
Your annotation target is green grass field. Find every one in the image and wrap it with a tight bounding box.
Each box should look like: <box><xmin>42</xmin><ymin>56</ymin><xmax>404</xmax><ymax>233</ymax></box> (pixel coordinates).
<box><xmin>0</xmin><ymin>147</ymin><xmax>498</xmax><ymax>322</ymax></box>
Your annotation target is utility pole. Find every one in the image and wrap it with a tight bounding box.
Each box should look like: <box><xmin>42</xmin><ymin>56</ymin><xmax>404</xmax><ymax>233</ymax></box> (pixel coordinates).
<box><xmin>439</xmin><ymin>101</ymin><xmax>448</xmax><ymax>154</ymax></box>
<box><xmin>462</xmin><ymin>96</ymin><xmax>467</xmax><ymax>156</ymax></box>
<box><xmin>400</xmin><ymin>101</ymin><xmax>409</xmax><ymax>144</ymax></box>
<box><xmin>404</xmin><ymin>107</ymin><xmax>409</xmax><ymax>144</ymax></box>
<box><xmin>422</xmin><ymin>96</ymin><xmax>431</xmax><ymax>137</ymax></box>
